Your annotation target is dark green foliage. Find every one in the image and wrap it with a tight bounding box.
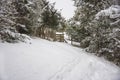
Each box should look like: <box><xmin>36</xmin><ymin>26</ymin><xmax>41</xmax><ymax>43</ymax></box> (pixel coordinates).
<box><xmin>37</xmin><ymin>2</ymin><xmax>62</xmax><ymax>40</ymax></box>
<box><xmin>41</xmin><ymin>3</ymin><xmax>61</xmax><ymax>30</ymax></box>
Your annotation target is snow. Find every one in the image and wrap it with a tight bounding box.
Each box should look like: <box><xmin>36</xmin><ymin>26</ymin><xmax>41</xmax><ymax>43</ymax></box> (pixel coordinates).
<box><xmin>56</xmin><ymin>32</ymin><xmax>64</xmax><ymax>35</ymax></box>
<box><xmin>96</xmin><ymin>5</ymin><xmax>120</xmax><ymax>19</ymax></box>
<box><xmin>0</xmin><ymin>38</ymin><xmax>120</xmax><ymax>80</ymax></box>
<box><xmin>17</xmin><ymin>24</ymin><xmax>26</xmax><ymax>28</ymax></box>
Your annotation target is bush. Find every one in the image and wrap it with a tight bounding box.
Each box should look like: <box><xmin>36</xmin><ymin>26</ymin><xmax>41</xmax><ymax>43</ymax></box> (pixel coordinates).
<box><xmin>0</xmin><ymin>29</ymin><xmax>31</xmax><ymax>43</ymax></box>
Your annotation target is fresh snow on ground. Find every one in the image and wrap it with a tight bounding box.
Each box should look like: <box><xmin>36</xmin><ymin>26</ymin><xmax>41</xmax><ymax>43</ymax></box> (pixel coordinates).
<box><xmin>0</xmin><ymin>38</ymin><xmax>120</xmax><ymax>80</ymax></box>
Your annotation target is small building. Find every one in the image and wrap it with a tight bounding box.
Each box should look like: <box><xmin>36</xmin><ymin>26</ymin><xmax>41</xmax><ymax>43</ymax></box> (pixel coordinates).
<box><xmin>55</xmin><ymin>32</ymin><xmax>64</xmax><ymax>42</ymax></box>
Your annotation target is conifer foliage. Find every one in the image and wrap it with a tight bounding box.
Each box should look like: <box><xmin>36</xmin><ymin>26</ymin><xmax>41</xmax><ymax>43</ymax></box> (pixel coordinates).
<box><xmin>0</xmin><ymin>0</ymin><xmax>30</xmax><ymax>42</ymax></box>
<box><xmin>66</xmin><ymin>0</ymin><xmax>120</xmax><ymax>66</ymax></box>
<box><xmin>0</xmin><ymin>0</ymin><xmax>62</xmax><ymax>42</ymax></box>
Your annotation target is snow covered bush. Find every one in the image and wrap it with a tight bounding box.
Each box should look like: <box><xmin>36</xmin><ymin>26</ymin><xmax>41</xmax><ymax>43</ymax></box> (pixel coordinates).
<box><xmin>68</xmin><ymin>0</ymin><xmax>113</xmax><ymax>47</ymax></box>
<box><xmin>0</xmin><ymin>29</ymin><xmax>31</xmax><ymax>43</ymax></box>
<box><xmin>68</xmin><ymin>0</ymin><xmax>120</xmax><ymax>66</ymax></box>
<box><xmin>0</xmin><ymin>0</ymin><xmax>33</xmax><ymax>43</ymax></box>
<box><xmin>88</xmin><ymin>5</ymin><xmax>120</xmax><ymax>66</ymax></box>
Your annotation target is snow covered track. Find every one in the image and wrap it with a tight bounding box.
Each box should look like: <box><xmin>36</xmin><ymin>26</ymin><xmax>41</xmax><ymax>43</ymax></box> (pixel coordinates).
<box><xmin>48</xmin><ymin>58</ymin><xmax>80</xmax><ymax>80</ymax></box>
<box><xmin>0</xmin><ymin>38</ymin><xmax>120</xmax><ymax>80</ymax></box>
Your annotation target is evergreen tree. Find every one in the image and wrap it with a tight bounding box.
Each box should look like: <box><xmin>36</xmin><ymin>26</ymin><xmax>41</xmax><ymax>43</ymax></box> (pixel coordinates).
<box><xmin>66</xmin><ymin>0</ymin><xmax>113</xmax><ymax>47</ymax></box>
<box><xmin>70</xmin><ymin>0</ymin><xmax>120</xmax><ymax>66</ymax></box>
<box><xmin>0</xmin><ymin>0</ymin><xmax>30</xmax><ymax>42</ymax></box>
<box><xmin>88</xmin><ymin>5</ymin><xmax>120</xmax><ymax>66</ymax></box>
<box><xmin>40</xmin><ymin>2</ymin><xmax>61</xmax><ymax>39</ymax></box>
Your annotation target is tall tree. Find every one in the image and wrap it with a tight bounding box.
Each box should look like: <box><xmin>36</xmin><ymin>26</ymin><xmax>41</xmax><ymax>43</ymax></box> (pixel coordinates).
<box><xmin>69</xmin><ymin>0</ymin><xmax>113</xmax><ymax>44</ymax></box>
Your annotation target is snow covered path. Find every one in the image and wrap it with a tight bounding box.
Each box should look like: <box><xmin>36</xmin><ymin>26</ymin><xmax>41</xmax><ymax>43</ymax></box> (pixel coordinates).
<box><xmin>0</xmin><ymin>38</ymin><xmax>120</xmax><ymax>80</ymax></box>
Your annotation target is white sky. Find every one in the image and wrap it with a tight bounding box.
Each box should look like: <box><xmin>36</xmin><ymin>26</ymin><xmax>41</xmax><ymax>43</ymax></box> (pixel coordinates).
<box><xmin>48</xmin><ymin>0</ymin><xmax>76</xmax><ymax>20</ymax></box>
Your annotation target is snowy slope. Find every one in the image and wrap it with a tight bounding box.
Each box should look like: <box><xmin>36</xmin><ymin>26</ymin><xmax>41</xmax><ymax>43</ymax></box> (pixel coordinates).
<box><xmin>0</xmin><ymin>38</ymin><xmax>120</xmax><ymax>80</ymax></box>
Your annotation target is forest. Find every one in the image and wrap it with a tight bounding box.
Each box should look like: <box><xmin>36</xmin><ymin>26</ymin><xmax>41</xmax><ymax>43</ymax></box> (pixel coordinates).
<box><xmin>0</xmin><ymin>0</ymin><xmax>120</xmax><ymax>67</ymax></box>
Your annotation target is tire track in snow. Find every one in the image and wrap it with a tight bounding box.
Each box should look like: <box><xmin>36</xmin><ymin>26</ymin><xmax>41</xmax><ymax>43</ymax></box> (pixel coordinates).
<box><xmin>48</xmin><ymin>57</ymin><xmax>80</xmax><ymax>80</ymax></box>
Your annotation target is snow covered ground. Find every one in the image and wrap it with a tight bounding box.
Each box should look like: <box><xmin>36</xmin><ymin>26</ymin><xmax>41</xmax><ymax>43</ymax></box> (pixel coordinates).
<box><xmin>0</xmin><ymin>38</ymin><xmax>120</xmax><ymax>80</ymax></box>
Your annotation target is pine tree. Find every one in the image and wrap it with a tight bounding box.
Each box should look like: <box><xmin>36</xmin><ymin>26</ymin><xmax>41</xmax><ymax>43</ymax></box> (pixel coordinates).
<box><xmin>40</xmin><ymin>1</ymin><xmax>61</xmax><ymax>39</ymax></box>
<box><xmin>66</xmin><ymin>0</ymin><xmax>113</xmax><ymax>47</ymax></box>
<box><xmin>0</xmin><ymin>0</ymin><xmax>36</xmax><ymax>42</ymax></box>
<box><xmin>88</xmin><ymin>5</ymin><xmax>120</xmax><ymax>66</ymax></box>
<box><xmin>72</xmin><ymin>0</ymin><xmax>120</xmax><ymax>66</ymax></box>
